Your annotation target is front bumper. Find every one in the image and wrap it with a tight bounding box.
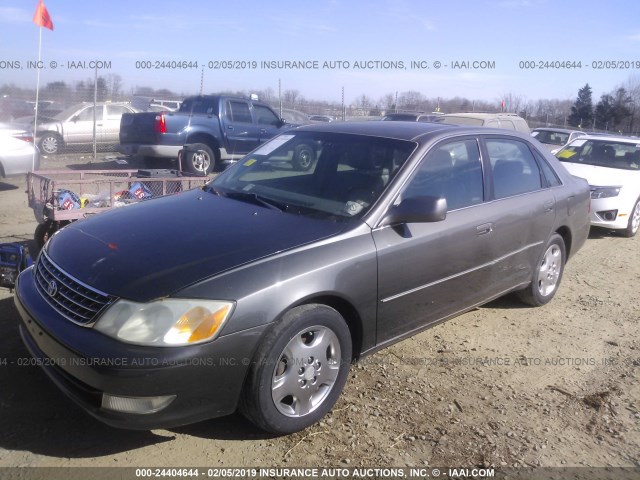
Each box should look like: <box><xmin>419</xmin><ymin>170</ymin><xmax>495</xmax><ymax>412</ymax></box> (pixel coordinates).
<box><xmin>14</xmin><ymin>267</ymin><xmax>268</xmax><ymax>430</ymax></box>
<box><xmin>589</xmin><ymin>197</ymin><xmax>629</xmax><ymax>230</ymax></box>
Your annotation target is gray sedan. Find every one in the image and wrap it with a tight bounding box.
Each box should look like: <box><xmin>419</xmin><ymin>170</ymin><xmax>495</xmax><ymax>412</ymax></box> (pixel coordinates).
<box><xmin>15</xmin><ymin>122</ymin><xmax>590</xmax><ymax>434</ymax></box>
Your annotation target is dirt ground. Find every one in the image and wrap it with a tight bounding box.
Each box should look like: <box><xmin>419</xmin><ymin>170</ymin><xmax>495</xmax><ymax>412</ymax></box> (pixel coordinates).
<box><xmin>0</xmin><ymin>152</ymin><xmax>638</xmax><ymax>473</ymax></box>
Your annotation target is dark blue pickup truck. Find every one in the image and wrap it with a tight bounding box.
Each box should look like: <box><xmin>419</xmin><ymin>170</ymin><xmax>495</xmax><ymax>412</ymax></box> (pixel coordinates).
<box><xmin>118</xmin><ymin>95</ymin><xmax>298</xmax><ymax>174</ymax></box>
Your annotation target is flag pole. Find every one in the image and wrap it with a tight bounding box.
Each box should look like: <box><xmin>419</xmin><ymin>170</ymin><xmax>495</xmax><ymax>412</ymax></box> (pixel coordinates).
<box><xmin>32</xmin><ymin>25</ymin><xmax>42</xmax><ymax>172</ymax></box>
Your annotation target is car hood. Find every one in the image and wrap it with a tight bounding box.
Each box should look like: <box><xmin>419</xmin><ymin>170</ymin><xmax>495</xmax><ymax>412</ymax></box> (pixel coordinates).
<box><xmin>560</xmin><ymin>162</ymin><xmax>639</xmax><ymax>187</ymax></box>
<box><xmin>45</xmin><ymin>188</ymin><xmax>349</xmax><ymax>302</ymax></box>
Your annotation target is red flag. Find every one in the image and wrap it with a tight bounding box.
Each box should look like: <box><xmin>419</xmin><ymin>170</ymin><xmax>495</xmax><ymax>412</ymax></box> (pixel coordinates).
<box><xmin>33</xmin><ymin>0</ymin><xmax>54</xmax><ymax>30</ymax></box>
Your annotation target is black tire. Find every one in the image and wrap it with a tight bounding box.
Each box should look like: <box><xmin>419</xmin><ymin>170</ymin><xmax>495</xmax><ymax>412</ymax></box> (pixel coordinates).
<box><xmin>239</xmin><ymin>304</ymin><xmax>352</xmax><ymax>434</ymax></box>
<box><xmin>183</xmin><ymin>143</ymin><xmax>215</xmax><ymax>175</ymax></box>
<box><xmin>39</xmin><ymin>133</ymin><xmax>62</xmax><ymax>155</ymax></box>
<box><xmin>34</xmin><ymin>220</ymin><xmax>56</xmax><ymax>252</ymax></box>
<box><xmin>292</xmin><ymin>144</ymin><xmax>316</xmax><ymax>171</ymax></box>
<box><xmin>517</xmin><ymin>233</ymin><xmax>566</xmax><ymax>306</ymax></box>
<box><xmin>623</xmin><ymin>198</ymin><xmax>640</xmax><ymax>238</ymax></box>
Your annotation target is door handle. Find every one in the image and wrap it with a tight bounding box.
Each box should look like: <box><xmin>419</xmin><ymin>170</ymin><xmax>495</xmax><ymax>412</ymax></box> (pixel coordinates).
<box><xmin>260</xmin><ymin>128</ymin><xmax>267</xmax><ymax>133</ymax></box>
<box><xmin>227</xmin><ymin>125</ymin><xmax>234</xmax><ymax>130</ymax></box>
<box><xmin>544</xmin><ymin>200</ymin><xmax>554</xmax><ymax>212</ymax></box>
<box><xmin>476</xmin><ymin>223</ymin><xmax>493</xmax><ymax>235</ymax></box>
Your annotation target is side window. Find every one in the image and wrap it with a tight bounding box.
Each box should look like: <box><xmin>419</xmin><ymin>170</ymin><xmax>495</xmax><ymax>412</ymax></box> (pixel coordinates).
<box><xmin>77</xmin><ymin>106</ymin><xmax>103</xmax><ymax>121</ymax></box>
<box><xmin>227</xmin><ymin>101</ymin><xmax>252</xmax><ymax>123</ymax></box>
<box><xmin>105</xmin><ymin>105</ymin><xmax>130</xmax><ymax>119</ymax></box>
<box><xmin>535</xmin><ymin>152</ymin><xmax>562</xmax><ymax>187</ymax></box>
<box><xmin>486</xmin><ymin>139</ymin><xmax>543</xmax><ymax>199</ymax></box>
<box><xmin>403</xmin><ymin>139</ymin><xmax>484</xmax><ymax>210</ymax></box>
<box><xmin>500</xmin><ymin>120</ymin><xmax>515</xmax><ymax>130</ymax></box>
<box><xmin>253</xmin><ymin>105</ymin><xmax>280</xmax><ymax>126</ymax></box>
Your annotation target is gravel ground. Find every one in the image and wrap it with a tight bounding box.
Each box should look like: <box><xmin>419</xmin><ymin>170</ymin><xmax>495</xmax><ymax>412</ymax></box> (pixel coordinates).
<box><xmin>0</xmin><ymin>152</ymin><xmax>638</xmax><ymax>475</ymax></box>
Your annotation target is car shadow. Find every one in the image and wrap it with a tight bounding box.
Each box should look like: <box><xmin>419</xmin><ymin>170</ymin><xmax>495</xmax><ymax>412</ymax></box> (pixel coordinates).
<box><xmin>0</xmin><ymin>181</ymin><xmax>19</xmax><ymax>192</ymax></box>
<box><xmin>0</xmin><ymin>296</ymin><xmax>271</xmax><ymax>459</ymax></box>
<box><xmin>588</xmin><ymin>227</ymin><xmax>624</xmax><ymax>240</ymax></box>
<box><xmin>482</xmin><ymin>293</ymin><xmax>531</xmax><ymax>310</ymax></box>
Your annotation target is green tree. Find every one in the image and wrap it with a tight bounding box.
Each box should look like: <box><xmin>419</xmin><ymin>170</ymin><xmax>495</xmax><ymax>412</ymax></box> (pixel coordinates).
<box><xmin>568</xmin><ymin>84</ymin><xmax>593</xmax><ymax>128</ymax></box>
<box><xmin>594</xmin><ymin>94</ymin><xmax>615</xmax><ymax>130</ymax></box>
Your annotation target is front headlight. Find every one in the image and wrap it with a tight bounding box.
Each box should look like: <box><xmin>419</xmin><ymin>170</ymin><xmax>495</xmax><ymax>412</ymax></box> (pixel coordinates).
<box><xmin>590</xmin><ymin>186</ymin><xmax>621</xmax><ymax>199</ymax></box>
<box><xmin>94</xmin><ymin>299</ymin><xmax>234</xmax><ymax>346</ymax></box>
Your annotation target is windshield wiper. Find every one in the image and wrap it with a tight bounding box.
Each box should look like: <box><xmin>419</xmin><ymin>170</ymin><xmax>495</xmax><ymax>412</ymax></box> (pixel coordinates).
<box><xmin>224</xmin><ymin>191</ymin><xmax>288</xmax><ymax>212</ymax></box>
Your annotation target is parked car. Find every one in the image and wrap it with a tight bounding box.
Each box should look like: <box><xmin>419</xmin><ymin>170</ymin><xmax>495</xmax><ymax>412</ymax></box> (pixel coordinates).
<box><xmin>382</xmin><ymin>112</ymin><xmax>444</xmax><ymax>123</ymax></box>
<box><xmin>33</xmin><ymin>102</ymin><xmax>139</xmax><ymax>155</ymax></box>
<box><xmin>531</xmin><ymin>128</ymin><xmax>585</xmax><ymax>153</ymax></box>
<box><xmin>441</xmin><ymin>113</ymin><xmax>530</xmax><ymax>133</ymax></box>
<box><xmin>308</xmin><ymin>115</ymin><xmax>334</xmax><ymax>122</ymax></box>
<box><xmin>0</xmin><ymin>124</ymin><xmax>40</xmax><ymax>178</ymax></box>
<box><xmin>15</xmin><ymin>122</ymin><xmax>590</xmax><ymax>434</ymax></box>
<box><xmin>0</xmin><ymin>97</ymin><xmax>35</xmax><ymax>122</ymax></box>
<box><xmin>280</xmin><ymin>108</ymin><xmax>310</xmax><ymax>125</ymax></box>
<box><xmin>119</xmin><ymin>95</ymin><xmax>293</xmax><ymax>174</ymax></box>
<box><xmin>556</xmin><ymin>134</ymin><xmax>640</xmax><ymax>237</ymax></box>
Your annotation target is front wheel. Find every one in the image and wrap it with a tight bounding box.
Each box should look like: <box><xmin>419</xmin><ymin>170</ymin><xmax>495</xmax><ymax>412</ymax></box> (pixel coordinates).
<box><xmin>240</xmin><ymin>304</ymin><xmax>352</xmax><ymax>434</ymax></box>
<box><xmin>623</xmin><ymin>198</ymin><xmax>640</xmax><ymax>238</ymax></box>
<box><xmin>517</xmin><ymin>233</ymin><xmax>566</xmax><ymax>306</ymax></box>
<box><xmin>182</xmin><ymin>143</ymin><xmax>215</xmax><ymax>175</ymax></box>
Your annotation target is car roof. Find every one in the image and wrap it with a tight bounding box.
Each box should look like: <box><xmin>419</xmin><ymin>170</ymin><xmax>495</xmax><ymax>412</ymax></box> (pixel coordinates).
<box><xmin>292</xmin><ymin>120</ymin><xmax>538</xmax><ymax>144</ymax></box>
<box><xmin>532</xmin><ymin>127</ymin><xmax>581</xmax><ymax>134</ymax></box>
<box><xmin>293</xmin><ymin>120</ymin><xmax>459</xmax><ymax>140</ymax></box>
<box><xmin>443</xmin><ymin>112</ymin><xmax>522</xmax><ymax>119</ymax></box>
<box><xmin>574</xmin><ymin>134</ymin><xmax>640</xmax><ymax>143</ymax></box>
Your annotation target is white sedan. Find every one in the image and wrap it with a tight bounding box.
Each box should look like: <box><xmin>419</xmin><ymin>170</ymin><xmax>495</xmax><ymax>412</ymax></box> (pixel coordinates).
<box><xmin>0</xmin><ymin>124</ymin><xmax>40</xmax><ymax>178</ymax></box>
<box><xmin>556</xmin><ymin>135</ymin><xmax>640</xmax><ymax>237</ymax></box>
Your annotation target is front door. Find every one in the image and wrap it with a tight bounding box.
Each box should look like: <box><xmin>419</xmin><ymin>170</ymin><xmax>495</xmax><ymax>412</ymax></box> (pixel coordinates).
<box><xmin>374</xmin><ymin>137</ymin><xmax>497</xmax><ymax>345</ymax></box>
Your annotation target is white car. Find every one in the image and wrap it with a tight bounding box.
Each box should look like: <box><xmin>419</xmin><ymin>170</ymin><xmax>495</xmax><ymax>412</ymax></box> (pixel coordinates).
<box><xmin>531</xmin><ymin>128</ymin><xmax>586</xmax><ymax>154</ymax></box>
<box><xmin>0</xmin><ymin>124</ymin><xmax>40</xmax><ymax>178</ymax></box>
<box><xmin>556</xmin><ymin>135</ymin><xmax>640</xmax><ymax>237</ymax></box>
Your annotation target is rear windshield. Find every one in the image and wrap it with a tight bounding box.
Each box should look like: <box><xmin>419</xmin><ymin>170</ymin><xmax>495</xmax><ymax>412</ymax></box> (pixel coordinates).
<box><xmin>178</xmin><ymin>97</ymin><xmax>219</xmax><ymax>115</ymax></box>
<box><xmin>532</xmin><ymin>130</ymin><xmax>569</xmax><ymax>146</ymax></box>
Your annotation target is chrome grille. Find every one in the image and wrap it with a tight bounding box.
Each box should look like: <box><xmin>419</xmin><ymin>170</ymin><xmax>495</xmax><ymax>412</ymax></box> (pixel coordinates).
<box><xmin>34</xmin><ymin>251</ymin><xmax>115</xmax><ymax>326</ymax></box>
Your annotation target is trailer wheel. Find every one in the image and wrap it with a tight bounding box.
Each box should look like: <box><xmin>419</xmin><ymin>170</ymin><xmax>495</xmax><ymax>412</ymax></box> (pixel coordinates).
<box><xmin>34</xmin><ymin>221</ymin><xmax>57</xmax><ymax>252</ymax></box>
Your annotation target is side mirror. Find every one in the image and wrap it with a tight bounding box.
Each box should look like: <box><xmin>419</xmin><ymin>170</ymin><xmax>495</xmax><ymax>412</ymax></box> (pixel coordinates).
<box><xmin>71</xmin><ymin>115</ymin><xmax>80</xmax><ymax>122</ymax></box>
<box><xmin>278</xmin><ymin>118</ymin><xmax>287</xmax><ymax>127</ymax></box>
<box><xmin>381</xmin><ymin>196</ymin><xmax>447</xmax><ymax>226</ymax></box>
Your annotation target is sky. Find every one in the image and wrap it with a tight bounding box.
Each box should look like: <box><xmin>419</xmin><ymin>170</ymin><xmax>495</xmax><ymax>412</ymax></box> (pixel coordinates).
<box><xmin>1</xmin><ymin>0</ymin><xmax>640</xmax><ymax>106</ymax></box>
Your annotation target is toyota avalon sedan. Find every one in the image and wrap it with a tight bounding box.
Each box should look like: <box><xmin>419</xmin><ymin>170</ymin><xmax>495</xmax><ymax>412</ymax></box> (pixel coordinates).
<box><xmin>556</xmin><ymin>135</ymin><xmax>640</xmax><ymax>237</ymax></box>
<box><xmin>14</xmin><ymin>122</ymin><xmax>590</xmax><ymax>434</ymax></box>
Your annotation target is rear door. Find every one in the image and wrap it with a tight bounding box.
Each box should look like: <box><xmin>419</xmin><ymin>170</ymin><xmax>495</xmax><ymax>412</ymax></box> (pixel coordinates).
<box><xmin>223</xmin><ymin>99</ymin><xmax>261</xmax><ymax>154</ymax></box>
<box><xmin>252</xmin><ymin>103</ymin><xmax>283</xmax><ymax>142</ymax></box>
<box><xmin>64</xmin><ymin>105</ymin><xmax>105</xmax><ymax>145</ymax></box>
<box><xmin>103</xmin><ymin>105</ymin><xmax>133</xmax><ymax>144</ymax></box>
<box><xmin>479</xmin><ymin>136</ymin><xmax>557</xmax><ymax>292</ymax></box>
<box><xmin>374</xmin><ymin>137</ymin><xmax>498</xmax><ymax>345</ymax></box>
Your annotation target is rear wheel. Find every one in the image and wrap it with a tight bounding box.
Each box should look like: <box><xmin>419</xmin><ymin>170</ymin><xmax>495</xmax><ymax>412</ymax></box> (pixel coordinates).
<box><xmin>517</xmin><ymin>233</ymin><xmax>565</xmax><ymax>306</ymax></box>
<box><xmin>623</xmin><ymin>198</ymin><xmax>640</xmax><ymax>237</ymax></box>
<box><xmin>240</xmin><ymin>304</ymin><xmax>352</xmax><ymax>434</ymax></box>
<box><xmin>292</xmin><ymin>144</ymin><xmax>315</xmax><ymax>171</ymax></box>
<box><xmin>182</xmin><ymin>143</ymin><xmax>215</xmax><ymax>175</ymax></box>
<box><xmin>39</xmin><ymin>133</ymin><xmax>62</xmax><ymax>155</ymax></box>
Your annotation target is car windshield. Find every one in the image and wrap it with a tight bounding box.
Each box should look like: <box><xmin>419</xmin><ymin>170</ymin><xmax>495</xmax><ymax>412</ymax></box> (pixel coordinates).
<box><xmin>532</xmin><ymin>130</ymin><xmax>569</xmax><ymax>145</ymax></box>
<box><xmin>556</xmin><ymin>139</ymin><xmax>640</xmax><ymax>170</ymax></box>
<box><xmin>209</xmin><ymin>131</ymin><xmax>417</xmax><ymax>221</ymax></box>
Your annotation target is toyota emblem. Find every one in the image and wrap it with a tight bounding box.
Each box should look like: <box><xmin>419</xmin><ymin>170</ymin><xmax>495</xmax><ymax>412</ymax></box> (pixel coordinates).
<box><xmin>46</xmin><ymin>280</ymin><xmax>58</xmax><ymax>298</ymax></box>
